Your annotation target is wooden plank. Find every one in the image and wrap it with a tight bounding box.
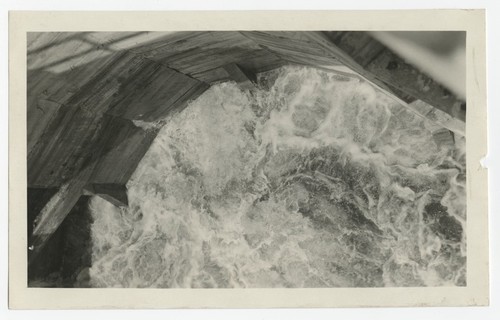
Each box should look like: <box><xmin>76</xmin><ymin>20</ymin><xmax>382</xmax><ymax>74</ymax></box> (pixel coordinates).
<box><xmin>189</xmin><ymin>52</ymin><xmax>285</xmax><ymax>83</ymax></box>
<box><xmin>190</xmin><ymin>66</ymin><xmax>232</xmax><ymax>83</ymax></box>
<box><xmin>407</xmin><ymin>100</ymin><xmax>465</xmax><ymax>135</ymax></box>
<box><xmin>29</xmin><ymin>195</ymin><xmax>94</xmax><ymax>287</ymax></box>
<box><xmin>107</xmin><ymin>62</ymin><xmax>208</xmax><ymax>121</ymax></box>
<box><xmin>242</xmin><ymin>31</ymin><xmax>339</xmax><ymax>58</ymax></box>
<box><xmin>237</xmin><ymin>53</ymin><xmax>286</xmax><ymax>73</ymax></box>
<box><xmin>27</xmin><ymin>32</ymin><xmax>120</xmax><ymax>75</ymax></box>
<box><xmin>27</xmin><ymin>51</ymin><xmax>204</xmax><ymax>187</ymax></box>
<box><xmin>27</xmin><ymin>33</ymin><xmax>92</xmax><ymax>70</ymax></box>
<box><xmin>132</xmin><ymin>32</ymin><xmax>205</xmax><ymax>55</ymax></box>
<box><xmin>131</xmin><ymin>31</ymin><xmax>286</xmax><ymax>83</ymax></box>
<box><xmin>318</xmin><ymin>32</ymin><xmax>386</xmax><ymax>67</ymax></box>
<box><xmin>318</xmin><ymin>31</ymin><xmax>465</xmax><ymax>122</ymax></box>
<box><xmin>159</xmin><ymin>47</ymin><xmax>268</xmax><ymax>75</ymax></box>
<box><xmin>240</xmin><ymin>31</ymin><xmax>342</xmax><ymax>67</ymax></box>
<box><xmin>26</xmin><ymin>54</ymin><xmax>120</xmax><ymax>157</ymax></box>
<box><xmin>28</xmin><ymin>106</ymin><xmax>108</xmax><ymax>187</ymax></box>
<box><xmin>105</xmin><ymin>59</ymin><xmax>208</xmax><ymax>121</ymax></box>
<box><xmin>223</xmin><ymin>63</ymin><xmax>257</xmax><ymax>90</ymax></box>
<box><xmin>133</xmin><ymin>31</ymin><xmax>261</xmax><ymax>60</ymax></box>
<box><xmin>151</xmin><ymin>81</ymin><xmax>209</xmax><ymax>119</ymax></box>
<box><xmin>366</xmin><ymin>50</ymin><xmax>465</xmax><ymax>121</ymax></box>
<box><xmin>28</xmin><ymin>166</ymin><xmax>93</xmax><ymax>265</ymax></box>
<box><xmin>85</xmin><ymin>184</ymin><xmax>129</xmax><ymax>207</ymax></box>
<box><xmin>26</xmin><ymin>31</ymin><xmax>286</xmax><ymax>85</ymax></box>
<box><xmin>28</xmin><ymin>188</ymin><xmax>60</xmax><ymax>238</ymax></box>
<box><xmin>257</xmin><ymin>46</ymin><xmax>340</xmax><ymax>66</ymax></box>
<box><xmin>28</xmin><ymin>117</ymin><xmax>157</xmax><ymax>263</ymax></box>
<box><xmin>87</xmin><ymin>119</ymin><xmax>159</xmax><ymax>186</ymax></box>
<box><xmin>62</xmin><ymin>52</ymin><xmax>152</xmax><ymax>115</ymax></box>
<box><xmin>380</xmin><ymin>80</ymin><xmax>417</xmax><ymax>104</ymax></box>
<box><xmin>27</xmin><ymin>99</ymin><xmax>62</xmax><ymax>155</ymax></box>
<box><xmin>27</xmin><ymin>53</ymin><xmax>118</xmax><ymax>107</ymax></box>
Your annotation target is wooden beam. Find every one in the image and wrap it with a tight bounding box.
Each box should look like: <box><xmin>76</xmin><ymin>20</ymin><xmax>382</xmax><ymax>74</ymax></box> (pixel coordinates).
<box><xmin>28</xmin><ymin>195</ymin><xmax>93</xmax><ymax>287</ymax></box>
<box><xmin>28</xmin><ymin>187</ymin><xmax>59</xmax><ymax>237</ymax></box>
<box><xmin>26</xmin><ymin>50</ymin><xmax>208</xmax><ymax>265</ymax></box>
<box><xmin>105</xmin><ymin>59</ymin><xmax>209</xmax><ymax>121</ymax></box>
<box><xmin>223</xmin><ymin>63</ymin><xmax>257</xmax><ymax>90</ymax></box>
<box><xmin>314</xmin><ymin>31</ymin><xmax>465</xmax><ymax>122</ymax></box>
<box><xmin>28</xmin><ymin>168</ymin><xmax>92</xmax><ymax>266</ymax></box>
<box><xmin>240</xmin><ymin>31</ymin><xmax>343</xmax><ymax>68</ymax></box>
<box><xmin>84</xmin><ymin>184</ymin><xmax>129</xmax><ymax>207</ymax></box>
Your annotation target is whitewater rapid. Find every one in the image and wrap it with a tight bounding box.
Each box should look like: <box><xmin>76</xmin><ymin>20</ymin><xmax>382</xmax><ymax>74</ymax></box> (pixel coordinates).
<box><xmin>89</xmin><ymin>66</ymin><xmax>466</xmax><ymax>288</ymax></box>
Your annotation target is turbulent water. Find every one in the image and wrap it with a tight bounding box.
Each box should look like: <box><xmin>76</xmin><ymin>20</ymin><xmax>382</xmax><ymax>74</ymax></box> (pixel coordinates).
<box><xmin>89</xmin><ymin>66</ymin><xmax>466</xmax><ymax>288</ymax></box>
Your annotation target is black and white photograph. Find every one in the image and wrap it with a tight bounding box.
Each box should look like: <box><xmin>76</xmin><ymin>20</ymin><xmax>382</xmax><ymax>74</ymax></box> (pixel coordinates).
<box><xmin>7</xmin><ymin>10</ymin><xmax>489</xmax><ymax>310</ymax></box>
<box><xmin>26</xmin><ymin>30</ymin><xmax>468</xmax><ymax>289</ymax></box>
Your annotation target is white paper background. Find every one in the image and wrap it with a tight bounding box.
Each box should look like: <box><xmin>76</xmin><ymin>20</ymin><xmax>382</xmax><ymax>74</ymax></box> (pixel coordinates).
<box><xmin>1</xmin><ymin>0</ymin><xmax>499</xmax><ymax>319</ymax></box>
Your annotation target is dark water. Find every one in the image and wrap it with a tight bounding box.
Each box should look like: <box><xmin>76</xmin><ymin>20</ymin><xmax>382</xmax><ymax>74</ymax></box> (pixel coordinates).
<box><xmin>89</xmin><ymin>66</ymin><xmax>466</xmax><ymax>288</ymax></box>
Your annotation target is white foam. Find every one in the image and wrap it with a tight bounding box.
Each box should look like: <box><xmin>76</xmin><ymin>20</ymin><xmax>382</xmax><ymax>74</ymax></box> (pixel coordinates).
<box><xmin>89</xmin><ymin>66</ymin><xmax>466</xmax><ymax>288</ymax></box>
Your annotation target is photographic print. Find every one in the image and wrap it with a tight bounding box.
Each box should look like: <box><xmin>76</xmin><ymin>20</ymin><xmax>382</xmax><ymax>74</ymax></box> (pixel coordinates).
<box><xmin>9</xmin><ymin>11</ymin><xmax>488</xmax><ymax>308</ymax></box>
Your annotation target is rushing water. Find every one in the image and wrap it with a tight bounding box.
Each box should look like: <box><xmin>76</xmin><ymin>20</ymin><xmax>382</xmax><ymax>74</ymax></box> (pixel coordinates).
<box><xmin>89</xmin><ymin>66</ymin><xmax>466</xmax><ymax>288</ymax></box>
